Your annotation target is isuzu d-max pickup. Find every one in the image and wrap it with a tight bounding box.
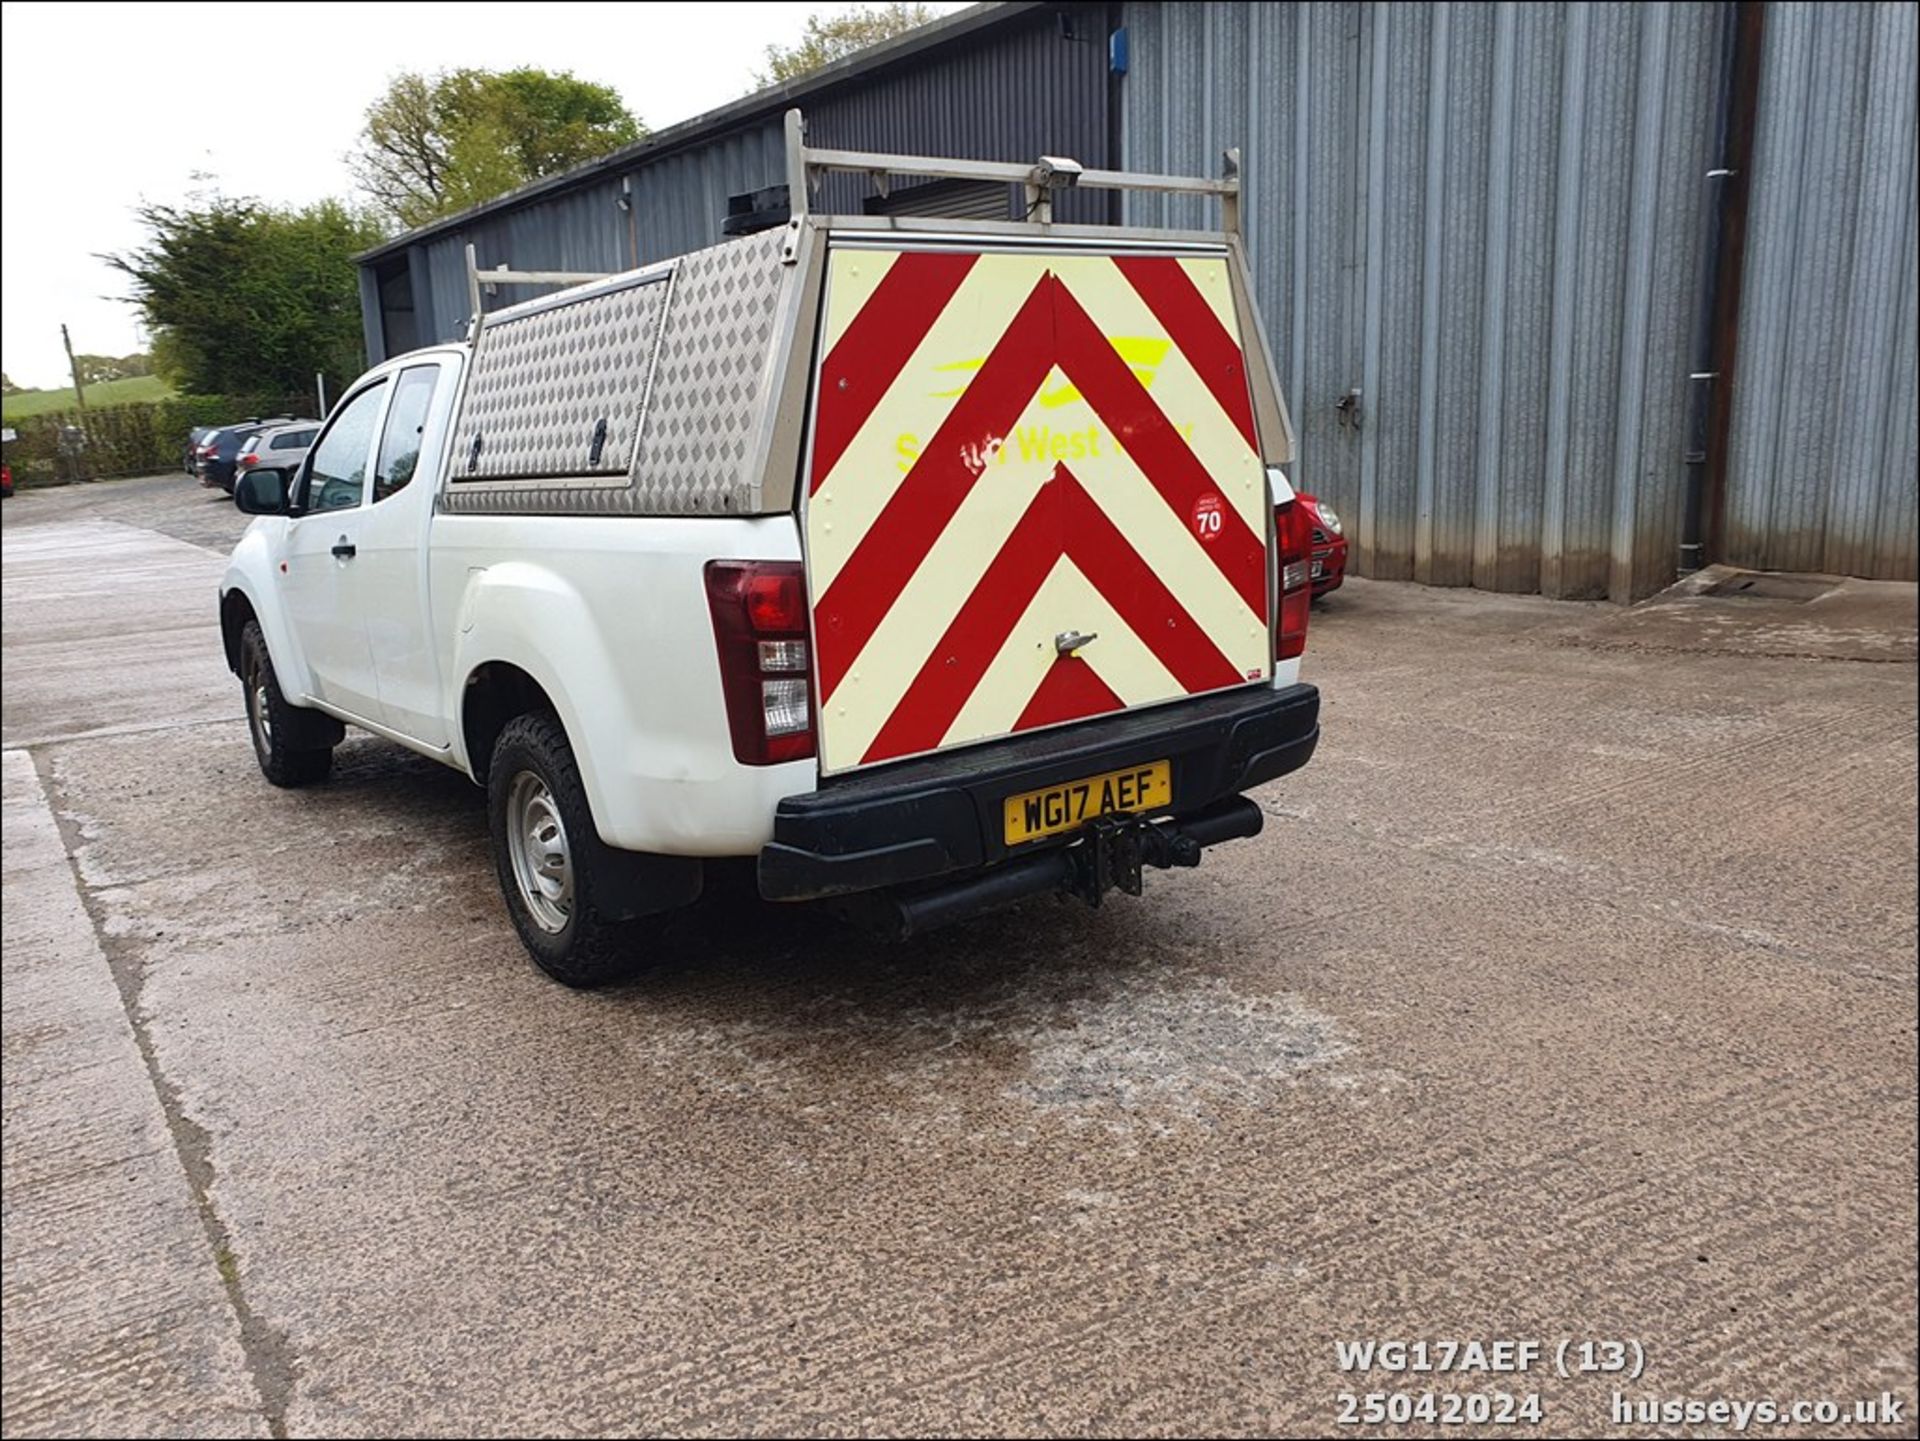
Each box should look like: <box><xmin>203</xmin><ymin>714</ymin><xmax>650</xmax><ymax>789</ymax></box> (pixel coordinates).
<box><xmin>219</xmin><ymin>115</ymin><xmax>1321</xmax><ymax>985</ymax></box>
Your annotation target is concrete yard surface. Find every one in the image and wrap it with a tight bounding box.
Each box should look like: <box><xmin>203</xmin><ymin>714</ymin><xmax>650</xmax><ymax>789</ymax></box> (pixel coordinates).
<box><xmin>2</xmin><ymin>475</ymin><xmax>1915</xmax><ymax>1437</ymax></box>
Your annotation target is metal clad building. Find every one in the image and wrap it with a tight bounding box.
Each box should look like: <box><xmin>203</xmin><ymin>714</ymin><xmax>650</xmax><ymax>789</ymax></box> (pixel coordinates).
<box><xmin>1122</xmin><ymin>1</ymin><xmax>1726</xmax><ymax>599</ymax></box>
<box><xmin>358</xmin><ymin>0</ymin><xmax>1919</xmax><ymax>597</ymax></box>
<box><xmin>1725</xmin><ymin>0</ymin><xmax>1918</xmax><ymax>581</ymax></box>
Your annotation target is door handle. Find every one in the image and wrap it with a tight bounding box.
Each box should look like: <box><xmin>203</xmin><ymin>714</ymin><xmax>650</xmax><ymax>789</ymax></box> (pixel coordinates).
<box><xmin>331</xmin><ymin>538</ymin><xmax>356</xmax><ymax>559</ymax></box>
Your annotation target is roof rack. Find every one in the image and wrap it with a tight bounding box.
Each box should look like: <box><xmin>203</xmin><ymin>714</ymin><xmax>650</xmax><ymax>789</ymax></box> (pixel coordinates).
<box><xmin>461</xmin><ymin>108</ymin><xmax>1243</xmax><ymax>325</ymax></box>
<box><xmin>781</xmin><ymin>108</ymin><xmax>1240</xmax><ymax>231</ymax></box>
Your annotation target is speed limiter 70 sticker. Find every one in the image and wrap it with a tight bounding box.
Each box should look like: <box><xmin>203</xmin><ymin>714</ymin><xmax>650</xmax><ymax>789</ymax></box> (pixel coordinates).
<box><xmin>1191</xmin><ymin>492</ymin><xmax>1224</xmax><ymax>543</ymax></box>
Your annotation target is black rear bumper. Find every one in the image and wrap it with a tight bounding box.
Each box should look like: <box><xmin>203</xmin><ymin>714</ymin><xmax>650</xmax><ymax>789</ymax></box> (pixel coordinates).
<box><xmin>758</xmin><ymin>683</ymin><xmax>1319</xmax><ymax>902</ymax></box>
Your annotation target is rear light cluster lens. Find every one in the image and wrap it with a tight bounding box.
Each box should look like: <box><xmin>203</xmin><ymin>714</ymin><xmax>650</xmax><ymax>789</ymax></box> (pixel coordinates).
<box><xmin>705</xmin><ymin>560</ymin><xmax>815</xmax><ymax>765</ymax></box>
<box><xmin>757</xmin><ymin>639</ymin><xmax>808</xmax><ymax>671</ymax></box>
<box><xmin>1274</xmin><ymin>499</ymin><xmax>1313</xmax><ymax>661</ymax></box>
<box><xmin>238</xmin><ymin>453</ymin><xmax>258</xmax><ymax>467</ymax></box>
<box><xmin>761</xmin><ymin>678</ymin><xmax>810</xmax><ymax>737</ymax></box>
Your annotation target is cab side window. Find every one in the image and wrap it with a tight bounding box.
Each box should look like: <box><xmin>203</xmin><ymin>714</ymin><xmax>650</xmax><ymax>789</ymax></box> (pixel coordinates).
<box><xmin>373</xmin><ymin>367</ymin><xmax>439</xmax><ymax>503</ymax></box>
<box><xmin>303</xmin><ymin>382</ymin><xmax>387</xmax><ymax>513</ymax></box>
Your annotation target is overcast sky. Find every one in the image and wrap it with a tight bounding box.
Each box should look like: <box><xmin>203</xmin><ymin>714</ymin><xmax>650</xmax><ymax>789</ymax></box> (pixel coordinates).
<box><xmin>0</xmin><ymin>0</ymin><xmax>967</xmax><ymax>388</ymax></box>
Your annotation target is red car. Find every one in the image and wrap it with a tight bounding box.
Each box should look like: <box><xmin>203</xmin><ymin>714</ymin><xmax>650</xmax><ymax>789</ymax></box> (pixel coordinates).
<box><xmin>1298</xmin><ymin>492</ymin><xmax>1347</xmax><ymax>596</ymax></box>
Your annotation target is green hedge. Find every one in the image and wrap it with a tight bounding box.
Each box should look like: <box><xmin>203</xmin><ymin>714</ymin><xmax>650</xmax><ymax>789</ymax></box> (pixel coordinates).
<box><xmin>5</xmin><ymin>392</ymin><xmax>318</xmax><ymax>485</ymax></box>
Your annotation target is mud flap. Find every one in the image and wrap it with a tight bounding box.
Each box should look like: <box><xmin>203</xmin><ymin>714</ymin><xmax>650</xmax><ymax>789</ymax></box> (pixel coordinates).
<box><xmin>590</xmin><ymin>849</ymin><xmax>704</xmax><ymax>921</ymax></box>
<box><xmin>278</xmin><ymin>704</ymin><xmax>346</xmax><ymax>752</ymax></box>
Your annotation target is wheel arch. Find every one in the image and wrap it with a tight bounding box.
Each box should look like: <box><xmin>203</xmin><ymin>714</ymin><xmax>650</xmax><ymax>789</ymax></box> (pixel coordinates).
<box><xmin>461</xmin><ymin>661</ymin><xmax>559</xmax><ymax>787</ymax></box>
<box><xmin>219</xmin><ymin>587</ymin><xmax>259</xmax><ymax>677</ymax></box>
<box><xmin>445</xmin><ymin>563</ymin><xmax>629</xmax><ymax>842</ymax></box>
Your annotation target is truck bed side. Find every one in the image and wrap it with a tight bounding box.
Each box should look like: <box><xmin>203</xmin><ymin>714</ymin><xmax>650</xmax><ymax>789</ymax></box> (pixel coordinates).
<box><xmin>427</xmin><ymin>511</ymin><xmax>812</xmax><ymax>855</ymax></box>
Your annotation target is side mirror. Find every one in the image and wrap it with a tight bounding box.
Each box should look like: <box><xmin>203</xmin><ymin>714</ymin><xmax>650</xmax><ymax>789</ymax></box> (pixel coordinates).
<box><xmin>234</xmin><ymin>467</ymin><xmax>291</xmax><ymax>515</ymax></box>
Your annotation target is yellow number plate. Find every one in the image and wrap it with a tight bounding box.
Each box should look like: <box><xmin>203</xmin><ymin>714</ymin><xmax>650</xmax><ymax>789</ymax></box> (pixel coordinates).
<box><xmin>1003</xmin><ymin>760</ymin><xmax>1172</xmax><ymax>845</ymax></box>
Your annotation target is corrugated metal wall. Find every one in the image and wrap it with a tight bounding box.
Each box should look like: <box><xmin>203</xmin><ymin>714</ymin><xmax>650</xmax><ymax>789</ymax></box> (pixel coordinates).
<box><xmin>625</xmin><ymin>0</ymin><xmax>1115</xmax><ymax>261</ymax></box>
<box><xmin>630</xmin><ymin>122</ymin><xmax>789</xmax><ymax>262</ymax></box>
<box><xmin>1725</xmin><ymin>0</ymin><xmax>1918</xmax><ymax>580</ymax></box>
<box><xmin>417</xmin><ymin>175</ymin><xmax>634</xmax><ymax>348</ymax></box>
<box><xmin>1123</xmin><ymin>0</ymin><xmax>1721</xmax><ymax>600</ymax></box>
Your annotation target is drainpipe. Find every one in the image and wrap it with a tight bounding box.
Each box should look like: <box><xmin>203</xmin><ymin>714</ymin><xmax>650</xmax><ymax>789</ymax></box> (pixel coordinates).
<box><xmin>1105</xmin><ymin>2</ymin><xmax>1126</xmax><ymax>227</ymax></box>
<box><xmin>1680</xmin><ymin>1</ymin><xmax>1763</xmax><ymax>573</ymax></box>
<box><xmin>617</xmin><ymin>175</ymin><xmax>639</xmax><ymax>269</ymax></box>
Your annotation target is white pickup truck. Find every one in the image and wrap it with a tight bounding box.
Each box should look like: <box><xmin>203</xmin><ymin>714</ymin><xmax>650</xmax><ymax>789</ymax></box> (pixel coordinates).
<box><xmin>219</xmin><ymin>120</ymin><xmax>1321</xmax><ymax>986</ymax></box>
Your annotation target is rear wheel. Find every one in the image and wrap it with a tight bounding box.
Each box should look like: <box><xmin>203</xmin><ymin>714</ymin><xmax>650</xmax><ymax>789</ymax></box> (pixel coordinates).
<box><xmin>487</xmin><ymin>712</ymin><xmax>650</xmax><ymax>988</ymax></box>
<box><xmin>239</xmin><ymin>621</ymin><xmax>333</xmax><ymax>787</ymax></box>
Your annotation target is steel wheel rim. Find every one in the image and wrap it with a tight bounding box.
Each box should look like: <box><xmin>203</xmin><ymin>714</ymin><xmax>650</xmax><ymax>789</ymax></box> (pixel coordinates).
<box><xmin>506</xmin><ymin>770</ymin><xmax>573</xmax><ymax>933</ymax></box>
<box><xmin>249</xmin><ymin>675</ymin><xmax>272</xmax><ymax>752</ymax></box>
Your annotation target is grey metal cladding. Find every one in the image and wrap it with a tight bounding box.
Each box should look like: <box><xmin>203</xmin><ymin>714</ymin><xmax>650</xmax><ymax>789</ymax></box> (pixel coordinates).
<box><xmin>1726</xmin><ymin>0</ymin><xmax>1918</xmax><ymax>581</ymax></box>
<box><xmin>451</xmin><ymin>275</ymin><xmax>669</xmax><ymax>482</ymax></box>
<box><xmin>1120</xmin><ymin>0</ymin><xmax>1722</xmax><ymax>602</ymax></box>
<box><xmin>630</xmin><ymin>226</ymin><xmax>789</xmax><ymax>514</ymax></box>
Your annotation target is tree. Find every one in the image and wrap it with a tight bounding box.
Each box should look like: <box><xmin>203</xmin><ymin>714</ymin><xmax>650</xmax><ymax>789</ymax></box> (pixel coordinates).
<box><xmin>757</xmin><ymin>3</ymin><xmax>937</xmax><ymax>86</ymax></box>
<box><xmin>352</xmin><ymin>68</ymin><xmax>644</xmax><ymax>229</ymax></box>
<box><xmin>1</xmin><ymin>374</ymin><xmax>22</xmax><ymax>396</ymax></box>
<box><xmin>104</xmin><ymin>198</ymin><xmax>386</xmax><ymax>397</ymax></box>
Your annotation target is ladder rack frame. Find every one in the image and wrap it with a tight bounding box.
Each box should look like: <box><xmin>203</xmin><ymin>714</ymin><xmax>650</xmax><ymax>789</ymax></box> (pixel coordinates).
<box><xmin>781</xmin><ymin>108</ymin><xmax>1241</xmax><ymax>232</ymax></box>
<box><xmin>463</xmin><ymin>108</ymin><xmax>1245</xmax><ymax>325</ymax></box>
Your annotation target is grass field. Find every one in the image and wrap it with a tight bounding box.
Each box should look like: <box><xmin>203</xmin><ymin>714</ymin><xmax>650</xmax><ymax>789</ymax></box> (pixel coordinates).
<box><xmin>3</xmin><ymin>374</ymin><xmax>172</xmax><ymax>421</ymax></box>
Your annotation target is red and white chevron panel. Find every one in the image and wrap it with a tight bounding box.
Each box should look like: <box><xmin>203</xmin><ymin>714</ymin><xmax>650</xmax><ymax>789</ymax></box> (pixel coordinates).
<box><xmin>803</xmin><ymin>244</ymin><xmax>1271</xmax><ymax>773</ymax></box>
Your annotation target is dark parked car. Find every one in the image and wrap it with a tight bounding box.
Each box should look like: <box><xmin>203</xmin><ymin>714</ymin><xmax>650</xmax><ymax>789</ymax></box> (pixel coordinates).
<box><xmin>184</xmin><ymin>425</ymin><xmax>218</xmax><ymax>475</ymax></box>
<box><xmin>194</xmin><ymin>422</ymin><xmax>257</xmax><ymax>486</ymax></box>
<box><xmin>193</xmin><ymin>422</ymin><xmax>248</xmax><ymax>481</ymax></box>
<box><xmin>198</xmin><ymin>419</ymin><xmax>301</xmax><ymax>492</ymax></box>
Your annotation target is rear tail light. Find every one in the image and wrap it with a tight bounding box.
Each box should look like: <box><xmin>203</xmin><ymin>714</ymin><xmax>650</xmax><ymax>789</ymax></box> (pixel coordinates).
<box><xmin>705</xmin><ymin>560</ymin><xmax>815</xmax><ymax>765</ymax></box>
<box><xmin>238</xmin><ymin>453</ymin><xmax>258</xmax><ymax>468</ymax></box>
<box><xmin>1275</xmin><ymin>499</ymin><xmax>1312</xmax><ymax>661</ymax></box>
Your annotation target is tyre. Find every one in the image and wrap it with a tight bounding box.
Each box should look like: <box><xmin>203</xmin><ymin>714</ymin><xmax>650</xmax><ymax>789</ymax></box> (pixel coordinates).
<box><xmin>239</xmin><ymin>621</ymin><xmax>333</xmax><ymax>787</ymax></box>
<box><xmin>487</xmin><ymin>712</ymin><xmax>649</xmax><ymax>988</ymax></box>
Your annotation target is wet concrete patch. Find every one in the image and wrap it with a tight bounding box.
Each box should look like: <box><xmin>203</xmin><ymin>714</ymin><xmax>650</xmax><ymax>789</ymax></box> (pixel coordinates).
<box><xmin>1569</xmin><ymin>565</ymin><xmax>1920</xmax><ymax>663</ymax></box>
<box><xmin>49</xmin><ymin>727</ymin><xmax>488</xmax><ymax>946</ymax></box>
<box><xmin>1006</xmin><ymin>972</ymin><xmax>1349</xmax><ymax>1119</ymax></box>
<box><xmin>46</xmin><ymin>706</ymin><xmax>1366</xmax><ymax>1155</ymax></box>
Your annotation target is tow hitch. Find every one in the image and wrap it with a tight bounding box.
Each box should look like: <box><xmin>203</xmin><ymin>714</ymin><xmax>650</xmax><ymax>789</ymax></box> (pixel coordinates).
<box><xmin>843</xmin><ymin>797</ymin><xmax>1264</xmax><ymax>940</ymax></box>
<box><xmin>1062</xmin><ymin>813</ymin><xmax>1203</xmax><ymax>906</ymax></box>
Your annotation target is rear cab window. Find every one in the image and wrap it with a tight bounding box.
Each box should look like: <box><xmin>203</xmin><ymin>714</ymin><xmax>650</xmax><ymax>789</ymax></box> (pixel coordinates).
<box><xmin>373</xmin><ymin>367</ymin><xmax>439</xmax><ymax>503</ymax></box>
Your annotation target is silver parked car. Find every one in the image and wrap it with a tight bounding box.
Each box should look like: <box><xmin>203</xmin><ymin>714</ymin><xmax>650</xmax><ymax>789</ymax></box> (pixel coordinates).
<box><xmin>233</xmin><ymin>421</ymin><xmax>320</xmax><ymax>492</ymax></box>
